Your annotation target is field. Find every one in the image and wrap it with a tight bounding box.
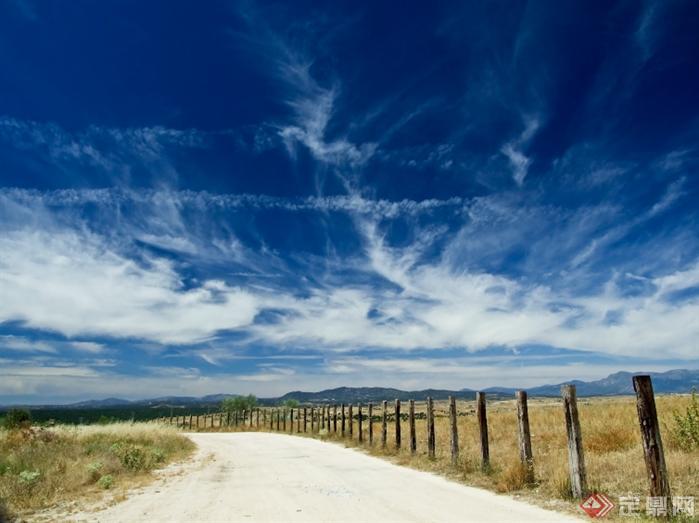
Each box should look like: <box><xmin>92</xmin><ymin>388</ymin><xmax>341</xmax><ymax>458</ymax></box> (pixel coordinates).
<box><xmin>0</xmin><ymin>422</ymin><xmax>194</xmax><ymax>520</ymax></box>
<box><xmin>2</xmin><ymin>394</ymin><xmax>697</xmax><ymax>521</ymax></box>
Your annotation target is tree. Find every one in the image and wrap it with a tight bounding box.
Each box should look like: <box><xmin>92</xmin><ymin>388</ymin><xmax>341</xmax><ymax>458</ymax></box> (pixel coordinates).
<box><xmin>222</xmin><ymin>395</ymin><xmax>257</xmax><ymax>414</ymax></box>
<box><xmin>3</xmin><ymin>408</ymin><xmax>31</xmax><ymax>429</ymax></box>
<box><xmin>283</xmin><ymin>399</ymin><xmax>299</xmax><ymax>408</ymax></box>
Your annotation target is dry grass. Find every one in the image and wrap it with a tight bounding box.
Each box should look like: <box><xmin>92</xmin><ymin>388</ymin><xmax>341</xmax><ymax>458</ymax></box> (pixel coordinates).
<box><xmin>309</xmin><ymin>395</ymin><xmax>698</xmax><ymax>520</ymax></box>
<box><xmin>0</xmin><ymin>422</ymin><xmax>194</xmax><ymax>519</ymax></box>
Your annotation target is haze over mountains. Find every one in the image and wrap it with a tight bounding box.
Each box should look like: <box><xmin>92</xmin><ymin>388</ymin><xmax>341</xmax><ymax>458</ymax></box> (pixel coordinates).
<box><xmin>5</xmin><ymin>369</ymin><xmax>697</xmax><ymax>409</ymax></box>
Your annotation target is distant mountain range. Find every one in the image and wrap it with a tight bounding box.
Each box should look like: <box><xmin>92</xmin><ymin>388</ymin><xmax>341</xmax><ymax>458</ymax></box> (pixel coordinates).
<box><xmin>3</xmin><ymin>369</ymin><xmax>697</xmax><ymax>409</ymax></box>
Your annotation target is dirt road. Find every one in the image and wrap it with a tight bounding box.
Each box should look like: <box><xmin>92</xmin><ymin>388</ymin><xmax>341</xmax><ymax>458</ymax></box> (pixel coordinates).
<box><xmin>62</xmin><ymin>432</ymin><xmax>581</xmax><ymax>522</ymax></box>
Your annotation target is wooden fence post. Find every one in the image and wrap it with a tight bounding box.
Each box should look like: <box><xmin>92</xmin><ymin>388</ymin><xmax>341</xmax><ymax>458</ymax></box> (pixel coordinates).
<box><xmin>449</xmin><ymin>396</ymin><xmax>459</xmax><ymax>465</ymax></box>
<box><xmin>276</xmin><ymin>409</ymin><xmax>281</xmax><ymax>431</ymax></box>
<box><xmin>333</xmin><ymin>405</ymin><xmax>338</xmax><ymax>433</ymax></box>
<box><xmin>395</xmin><ymin>399</ymin><xmax>401</xmax><ymax>449</ymax></box>
<box><xmin>633</xmin><ymin>375</ymin><xmax>671</xmax><ymax>504</ymax></box>
<box><xmin>322</xmin><ymin>406</ymin><xmax>326</xmax><ymax>429</ymax></box>
<box><xmin>210</xmin><ymin>414</ymin><xmax>214</xmax><ymax>429</ymax></box>
<box><xmin>358</xmin><ymin>404</ymin><xmax>363</xmax><ymax>442</ymax></box>
<box><xmin>196</xmin><ymin>415</ymin><xmax>200</xmax><ymax>428</ymax></box>
<box><xmin>250</xmin><ymin>409</ymin><xmax>254</xmax><ymax>427</ymax></box>
<box><xmin>302</xmin><ymin>407</ymin><xmax>306</xmax><ymax>432</ymax></box>
<box><xmin>409</xmin><ymin>399</ymin><xmax>416</xmax><ymax>454</ymax></box>
<box><xmin>348</xmin><ymin>405</ymin><xmax>353</xmax><ymax>437</ymax></box>
<box><xmin>368</xmin><ymin>403</ymin><xmax>374</xmax><ymax>445</ymax></box>
<box><xmin>290</xmin><ymin>409</ymin><xmax>294</xmax><ymax>432</ymax></box>
<box><xmin>516</xmin><ymin>390</ymin><xmax>534</xmax><ymax>484</ymax></box>
<box><xmin>476</xmin><ymin>392</ymin><xmax>490</xmax><ymax>471</ymax></box>
<box><xmin>311</xmin><ymin>407</ymin><xmax>316</xmax><ymax>432</ymax></box>
<box><xmin>562</xmin><ymin>385</ymin><xmax>587</xmax><ymax>498</ymax></box>
<box><xmin>189</xmin><ymin>414</ymin><xmax>193</xmax><ymax>430</ymax></box>
<box><xmin>341</xmin><ymin>404</ymin><xmax>346</xmax><ymax>436</ymax></box>
<box><xmin>381</xmin><ymin>400</ymin><xmax>388</xmax><ymax>448</ymax></box>
<box><xmin>256</xmin><ymin>408</ymin><xmax>260</xmax><ymax>427</ymax></box>
<box><xmin>427</xmin><ymin>397</ymin><xmax>435</xmax><ymax>459</ymax></box>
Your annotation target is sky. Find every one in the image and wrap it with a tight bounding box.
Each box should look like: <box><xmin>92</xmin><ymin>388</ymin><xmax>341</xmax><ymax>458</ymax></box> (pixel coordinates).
<box><xmin>1</xmin><ymin>0</ymin><xmax>698</xmax><ymax>404</ymax></box>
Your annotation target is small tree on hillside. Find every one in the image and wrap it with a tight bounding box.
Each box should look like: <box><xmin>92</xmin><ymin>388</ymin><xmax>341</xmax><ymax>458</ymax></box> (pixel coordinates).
<box><xmin>222</xmin><ymin>395</ymin><xmax>257</xmax><ymax>414</ymax></box>
<box><xmin>283</xmin><ymin>399</ymin><xmax>299</xmax><ymax>408</ymax></box>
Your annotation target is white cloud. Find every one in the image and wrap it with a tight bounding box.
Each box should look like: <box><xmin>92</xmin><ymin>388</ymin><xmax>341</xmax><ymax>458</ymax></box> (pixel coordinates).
<box><xmin>1</xmin><ymin>187</ymin><xmax>698</xmax><ymax>362</ymax></box>
<box><xmin>501</xmin><ymin>115</ymin><xmax>540</xmax><ymax>185</ymax></box>
<box><xmin>0</xmin><ymin>188</ymin><xmax>464</xmax><ymax>219</ymax></box>
<box><xmin>649</xmin><ymin>177</ymin><xmax>685</xmax><ymax>216</ymax></box>
<box><xmin>0</xmin><ymin>228</ymin><xmax>261</xmax><ymax>344</ymax></box>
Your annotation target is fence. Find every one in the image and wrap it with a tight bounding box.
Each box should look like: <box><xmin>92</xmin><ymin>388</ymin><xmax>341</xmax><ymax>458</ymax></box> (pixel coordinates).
<box><xmin>161</xmin><ymin>374</ymin><xmax>673</xmax><ymax>503</ymax></box>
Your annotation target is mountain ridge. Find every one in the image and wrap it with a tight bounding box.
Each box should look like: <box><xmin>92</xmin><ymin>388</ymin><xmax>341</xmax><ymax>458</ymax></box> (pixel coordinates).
<box><xmin>2</xmin><ymin>368</ymin><xmax>697</xmax><ymax>409</ymax></box>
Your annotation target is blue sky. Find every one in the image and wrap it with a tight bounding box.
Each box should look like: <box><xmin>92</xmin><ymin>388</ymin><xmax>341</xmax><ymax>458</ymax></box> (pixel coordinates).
<box><xmin>1</xmin><ymin>0</ymin><xmax>698</xmax><ymax>403</ymax></box>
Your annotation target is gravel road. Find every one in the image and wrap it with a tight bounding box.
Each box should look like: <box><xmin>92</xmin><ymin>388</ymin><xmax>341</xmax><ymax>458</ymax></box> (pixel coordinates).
<box><xmin>61</xmin><ymin>432</ymin><xmax>581</xmax><ymax>522</ymax></box>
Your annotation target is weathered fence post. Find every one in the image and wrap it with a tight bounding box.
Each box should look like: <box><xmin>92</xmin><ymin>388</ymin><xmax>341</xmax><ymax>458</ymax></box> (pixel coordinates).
<box><xmin>250</xmin><ymin>409</ymin><xmax>254</xmax><ymax>427</ymax></box>
<box><xmin>311</xmin><ymin>407</ymin><xmax>315</xmax><ymax>432</ymax></box>
<box><xmin>348</xmin><ymin>404</ymin><xmax>353</xmax><ymax>437</ymax></box>
<box><xmin>633</xmin><ymin>375</ymin><xmax>671</xmax><ymax>505</ymax></box>
<box><xmin>276</xmin><ymin>409</ymin><xmax>280</xmax><ymax>431</ymax></box>
<box><xmin>381</xmin><ymin>400</ymin><xmax>388</xmax><ymax>448</ymax></box>
<box><xmin>189</xmin><ymin>414</ymin><xmax>193</xmax><ymax>430</ymax></box>
<box><xmin>333</xmin><ymin>405</ymin><xmax>338</xmax><ymax>433</ymax></box>
<box><xmin>303</xmin><ymin>407</ymin><xmax>307</xmax><ymax>432</ymax></box>
<box><xmin>297</xmin><ymin>407</ymin><xmax>301</xmax><ymax>432</ymax></box>
<box><xmin>290</xmin><ymin>409</ymin><xmax>294</xmax><ymax>432</ymax></box>
<box><xmin>395</xmin><ymin>399</ymin><xmax>401</xmax><ymax>449</ymax></box>
<box><xmin>210</xmin><ymin>414</ymin><xmax>214</xmax><ymax>429</ymax></box>
<box><xmin>368</xmin><ymin>403</ymin><xmax>374</xmax><ymax>445</ymax></box>
<box><xmin>283</xmin><ymin>409</ymin><xmax>287</xmax><ymax>431</ymax></box>
<box><xmin>256</xmin><ymin>408</ymin><xmax>260</xmax><ymax>427</ymax></box>
<box><xmin>322</xmin><ymin>406</ymin><xmax>326</xmax><ymax>429</ymax></box>
<box><xmin>516</xmin><ymin>390</ymin><xmax>534</xmax><ymax>484</ymax></box>
<box><xmin>449</xmin><ymin>396</ymin><xmax>459</xmax><ymax>465</ymax></box>
<box><xmin>196</xmin><ymin>415</ymin><xmax>200</xmax><ymax>428</ymax></box>
<box><xmin>358</xmin><ymin>404</ymin><xmax>363</xmax><ymax>442</ymax></box>
<box><xmin>427</xmin><ymin>397</ymin><xmax>435</xmax><ymax>459</ymax></box>
<box><xmin>562</xmin><ymin>385</ymin><xmax>587</xmax><ymax>498</ymax></box>
<box><xmin>409</xmin><ymin>399</ymin><xmax>416</xmax><ymax>454</ymax></box>
<box><xmin>341</xmin><ymin>404</ymin><xmax>346</xmax><ymax>436</ymax></box>
<box><xmin>476</xmin><ymin>392</ymin><xmax>490</xmax><ymax>471</ymax></box>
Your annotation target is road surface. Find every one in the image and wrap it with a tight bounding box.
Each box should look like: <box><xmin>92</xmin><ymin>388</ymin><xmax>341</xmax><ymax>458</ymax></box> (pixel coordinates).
<box><xmin>60</xmin><ymin>432</ymin><xmax>581</xmax><ymax>522</ymax></box>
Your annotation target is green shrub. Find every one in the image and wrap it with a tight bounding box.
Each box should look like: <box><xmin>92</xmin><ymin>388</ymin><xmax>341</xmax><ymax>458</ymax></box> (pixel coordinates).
<box><xmin>3</xmin><ymin>409</ymin><xmax>31</xmax><ymax>430</ymax></box>
<box><xmin>86</xmin><ymin>461</ymin><xmax>103</xmax><ymax>482</ymax></box>
<box><xmin>97</xmin><ymin>474</ymin><xmax>113</xmax><ymax>489</ymax></box>
<box><xmin>672</xmin><ymin>389</ymin><xmax>699</xmax><ymax>451</ymax></box>
<box><xmin>18</xmin><ymin>470</ymin><xmax>40</xmax><ymax>485</ymax></box>
<box><xmin>151</xmin><ymin>447</ymin><xmax>165</xmax><ymax>464</ymax></box>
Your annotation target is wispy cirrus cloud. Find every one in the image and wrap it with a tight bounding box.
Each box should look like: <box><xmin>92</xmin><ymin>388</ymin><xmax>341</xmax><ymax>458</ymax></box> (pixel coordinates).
<box><xmin>500</xmin><ymin>115</ymin><xmax>540</xmax><ymax>186</ymax></box>
<box><xmin>1</xmin><ymin>185</ymin><xmax>697</xmax><ymax>359</ymax></box>
<box><xmin>232</xmin><ymin>7</ymin><xmax>376</xmax><ymax>171</ymax></box>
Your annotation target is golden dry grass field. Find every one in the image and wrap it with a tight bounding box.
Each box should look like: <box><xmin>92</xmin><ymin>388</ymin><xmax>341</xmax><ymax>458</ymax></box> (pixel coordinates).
<box><xmin>0</xmin><ymin>422</ymin><xmax>194</xmax><ymax>520</ymax></box>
